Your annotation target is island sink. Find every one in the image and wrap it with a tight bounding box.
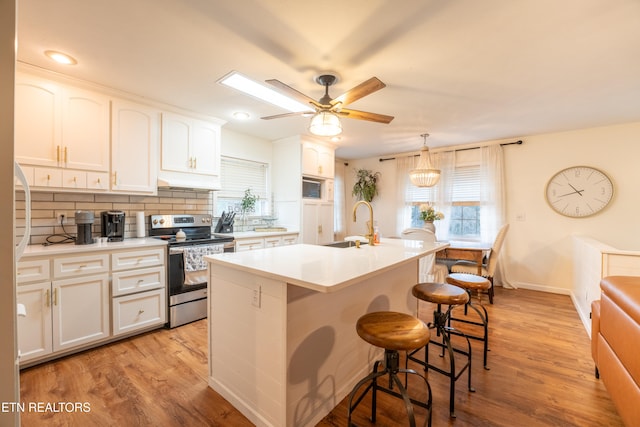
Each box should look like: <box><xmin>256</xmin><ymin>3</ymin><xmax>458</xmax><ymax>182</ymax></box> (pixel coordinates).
<box><xmin>324</xmin><ymin>240</ymin><xmax>368</xmax><ymax>248</ymax></box>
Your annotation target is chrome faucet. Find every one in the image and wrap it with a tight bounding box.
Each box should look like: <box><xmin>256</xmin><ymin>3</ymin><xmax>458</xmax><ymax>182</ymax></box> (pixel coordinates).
<box><xmin>352</xmin><ymin>200</ymin><xmax>375</xmax><ymax>245</ymax></box>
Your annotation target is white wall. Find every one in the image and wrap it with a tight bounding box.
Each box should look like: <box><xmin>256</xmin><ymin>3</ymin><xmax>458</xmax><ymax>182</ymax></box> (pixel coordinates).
<box><xmin>344</xmin><ymin>121</ymin><xmax>640</xmax><ymax>294</ymax></box>
<box><xmin>221</xmin><ymin>128</ymin><xmax>273</xmax><ymax>163</ymax></box>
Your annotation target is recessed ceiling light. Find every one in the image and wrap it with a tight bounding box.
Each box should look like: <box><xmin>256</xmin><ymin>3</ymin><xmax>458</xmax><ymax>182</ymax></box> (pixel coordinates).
<box><xmin>218</xmin><ymin>71</ymin><xmax>313</xmax><ymax>113</ymax></box>
<box><xmin>44</xmin><ymin>50</ymin><xmax>77</xmax><ymax>65</ymax></box>
<box><xmin>233</xmin><ymin>111</ymin><xmax>250</xmax><ymax>120</ymax></box>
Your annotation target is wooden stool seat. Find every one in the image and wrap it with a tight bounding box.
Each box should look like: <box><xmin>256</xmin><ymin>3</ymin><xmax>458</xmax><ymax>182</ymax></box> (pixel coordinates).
<box><xmin>356</xmin><ymin>311</ymin><xmax>430</xmax><ymax>351</ymax></box>
<box><xmin>446</xmin><ymin>273</ymin><xmax>491</xmax><ymax>292</ymax></box>
<box><xmin>412</xmin><ymin>282</ymin><xmax>469</xmax><ymax>306</ymax></box>
<box><xmin>348</xmin><ymin>311</ymin><xmax>433</xmax><ymax>427</ymax></box>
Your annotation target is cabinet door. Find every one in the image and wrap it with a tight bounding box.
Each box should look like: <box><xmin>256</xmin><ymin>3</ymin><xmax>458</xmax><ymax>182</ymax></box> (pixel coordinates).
<box><xmin>52</xmin><ymin>274</ymin><xmax>110</xmax><ymax>352</ymax></box>
<box><xmin>318</xmin><ymin>146</ymin><xmax>335</xmax><ymax>178</ymax></box>
<box><xmin>112</xmin><ymin>288</ymin><xmax>166</xmax><ymax>336</ymax></box>
<box><xmin>302</xmin><ymin>202</ymin><xmax>320</xmax><ymax>244</ymax></box>
<box><xmin>61</xmin><ymin>86</ymin><xmax>110</xmax><ymax>171</ymax></box>
<box><xmin>15</xmin><ymin>76</ymin><xmax>61</xmax><ymax>167</ymax></box>
<box><xmin>235</xmin><ymin>238</ymin><xmax>265</xmax><ymax>251</ymax></box>
<box><xmin>191</xmin><ymin>119</ymin><xmax>220</xmax><ymax>176</ymax></box>
<box><xmin>17</xmin><ymin>282</ymin><xmax>53</xmax><ymax>362</ymax></box>
<box><xmin>264</xmin><ymin>236</ymin><xmax>282</xmax><ymax>248</ymax></box>
<box><xmin>302</xmin><ymin>144</ymin><xmax>320</xmax><ymax>177</ymax></box>
<box><xmin>112</xmin><ymin>99</ymin><xmax>159</xmax><ymax>193</ymax></box>
<box><xmin>317</xmin><ymin>202</ymin><xmax>335</xmax><ymax>245</ymax></box>
<box><xmin>161</xmin><ymin>112</ymin><xmax>191</xmax><ymax>173</ymax></box>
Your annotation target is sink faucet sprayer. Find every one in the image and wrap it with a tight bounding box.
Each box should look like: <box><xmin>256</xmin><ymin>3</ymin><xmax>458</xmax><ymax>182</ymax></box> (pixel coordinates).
<box><xmin>352</xmin><ymin>201</ymin><xmax>375</xmax><ymax>246</ymax></box>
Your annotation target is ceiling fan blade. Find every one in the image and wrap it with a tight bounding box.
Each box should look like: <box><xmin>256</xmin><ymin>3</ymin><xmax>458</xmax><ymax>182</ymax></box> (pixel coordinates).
<box><xmin>337</xmin><ymin>108</ymin><xmax>394</xmax><ymax>124</ymax></box>
<box><xmin>331</xmin><ymin>77</ymin><xmax>386</xmax><ymax>107</ymax></box>
<box><xmin>265</xmin><ymin>79</ymin><xmax>317</xmax><ymax>107</ymax></box>
<box><xmin>261</xmin><ymin>111</ymin><xmax>312</xmax><ymax>120</ymax></box>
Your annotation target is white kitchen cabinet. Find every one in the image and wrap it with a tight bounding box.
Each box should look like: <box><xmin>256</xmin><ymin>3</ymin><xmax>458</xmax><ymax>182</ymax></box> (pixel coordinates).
<box><xmin>110</xmin><ymin>247</ymin><xmax>166</xmax><ymax>336</ymax></box>
<box><xmin>15</xmin><ymin>74</ymin><xmax>110</xmax><ymax>172</ymax></box>
<box><xmin>111</xmin><ymin>99</ymin><xmax>159</xmax><ymax>194</ymax></box>
<box><xmin>15</xmin><ymin>73</ymin><xmax>111</xmax><ymax>193</ymax></box>
<box><xmin>159</xmin><ymin>112</ymin><xmax>222</xmax><ymax>189</ymax></box>
<box><xmin>264</xmin><ymin>236</ymin><xmax>282</xmax><ymax>248</ymax></box>
<box><xmin>302</xmin><ymin>141</ymin><xmax>335</xmax><ymax>178</ymax></box>
<box><xmin>235</xmin><ymin>238</ymin><xmax>266</xmax><ymax>252</ymax></box>
<box><xmin>302</xmin><ymin>201</ymin><xmax>334</xmax><ymax>245</ymax></box>
<box><xmin>16</xmin><ymin>255</ymin><xmax>110</xmax><ymax>363</ymax></box>
<box><xmin>16</xmin><ymin>281</ymin><xmax>52</xmax><ymax>362</ymax></box>
<box><xmin>52</xmin><ymin>274</ymin><xmax>110</xmax><ymax>352</ymax></box>
<box><xmin>281</xmin><ymin>234</ymin><xmax>299</xmax><ymax>246</ymax></box>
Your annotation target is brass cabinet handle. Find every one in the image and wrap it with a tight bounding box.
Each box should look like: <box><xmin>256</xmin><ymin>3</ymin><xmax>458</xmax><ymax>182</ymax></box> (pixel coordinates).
<box><xmin>52</xmin><ymin>288</ymin><xmax>58</xmax><ymax>306</ymax></box>
<box><xmin>64</xmin><ymin>146</ymin><xmax>68</xmax><ymax>164</ymax></box>
<box><xmin>45</xmin><ymin>289</ymin><xmax>50</xmax><ymax>307</ymax></box>
<box><xmin>138</xmin><ymin>309</ymin><xmax>145</xmax><ymax>315</ymax></box>
<box><xmin>56</xmin><ymin>146</ymin><xmax>61</xmax><ymax>163</ymax></box>
<box><xmin>193</xmin><ymin>157</ymin><xmax>197</xmax><ymax>169</ymax></box>
<box><xmin>113</xmin><ymin>171</ymin><xmax>118</xmax><ymax>186</ymax></box>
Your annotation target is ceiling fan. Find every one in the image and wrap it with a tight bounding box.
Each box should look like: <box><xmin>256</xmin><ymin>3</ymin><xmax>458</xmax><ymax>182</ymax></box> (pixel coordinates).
<box><xmin>261</xmin><ymin>74</ymin><xmax>394</xmax><ymax>136</ymax></box>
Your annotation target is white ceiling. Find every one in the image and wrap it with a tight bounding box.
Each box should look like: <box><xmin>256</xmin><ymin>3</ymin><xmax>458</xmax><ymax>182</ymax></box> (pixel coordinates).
<box><xmin>16</xmin><ymin>0</ymin><xmax>640</xmax><ymax>159</ymax></box>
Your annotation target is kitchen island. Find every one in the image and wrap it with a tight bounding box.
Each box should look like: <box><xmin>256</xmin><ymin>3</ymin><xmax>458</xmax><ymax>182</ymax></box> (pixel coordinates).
<box><xmin>205</xmin><ymin>237</ymin><xmax>448</xmax><ymax>427</ymax></box>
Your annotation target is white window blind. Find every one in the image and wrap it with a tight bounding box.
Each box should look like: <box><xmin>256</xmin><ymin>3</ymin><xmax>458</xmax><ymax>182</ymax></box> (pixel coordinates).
<box><xmin>452</xmin><ymin>165</ymin><xmax>480</xmax><ymax>202</ymax></box>
<box><xmin>218</xmin><ymin>157</ymin><xmax>268</xmax><ymax>199</ymax></box>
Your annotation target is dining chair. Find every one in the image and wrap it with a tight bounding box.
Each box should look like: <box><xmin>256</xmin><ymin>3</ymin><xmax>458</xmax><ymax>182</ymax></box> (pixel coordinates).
<box><xmin>400</xmin><ymin>228</ymin><xmax>449</xmax><ymax>283</ymax></box>
<box><xmin>449</xmin><ymin>223</ymin><xmax>510</xmax><ymax>303</ymax></box>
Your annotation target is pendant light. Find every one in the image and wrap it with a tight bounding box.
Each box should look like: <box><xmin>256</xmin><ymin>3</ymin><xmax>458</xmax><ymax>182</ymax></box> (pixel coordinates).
<box><xmin>309</xmin><ymin>111</ymin><xmax>342</xmax><ymax>136</ymax></box>
<box><xmin>409</xmin><ymin>133</ymin><xmax>440</xmax><ymax>187</ymax></box>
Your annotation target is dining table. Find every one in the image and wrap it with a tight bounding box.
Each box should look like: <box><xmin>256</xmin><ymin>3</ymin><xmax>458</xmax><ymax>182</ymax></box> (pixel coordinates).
<box><xmin>436</xmin><ymin>240</ymin><xmax>492</xmax><ymax>275</ymax></box>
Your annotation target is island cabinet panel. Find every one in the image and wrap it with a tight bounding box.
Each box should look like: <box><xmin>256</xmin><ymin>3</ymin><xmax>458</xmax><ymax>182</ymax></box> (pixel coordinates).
<box><xmin>209</xmin><ymin>266</ymin><xmax>287</xmax><ymax>427</ymax></box>
<box><xmin>208</xmin><ymin>249</ymin><xmax>422</xmax><ymax>427</ymax></box>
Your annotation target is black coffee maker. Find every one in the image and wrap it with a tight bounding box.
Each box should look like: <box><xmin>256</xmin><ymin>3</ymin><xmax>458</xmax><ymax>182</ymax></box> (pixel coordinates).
<box><xmin>101</xmin><ymin>210</ymin><xmax>126</xmax><ymax>241</ymax></box>
<box><xmin>75</xmin><ymin>211</ymin><xmax>95</xmax><ymax>245</ymax></box>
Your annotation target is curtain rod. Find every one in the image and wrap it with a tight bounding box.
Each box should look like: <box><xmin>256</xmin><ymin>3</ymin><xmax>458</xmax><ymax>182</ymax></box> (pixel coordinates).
<box><xmin>378</xmin><ymin>139</ymin><xmax>523</xmax><ymax>162</ymax></box>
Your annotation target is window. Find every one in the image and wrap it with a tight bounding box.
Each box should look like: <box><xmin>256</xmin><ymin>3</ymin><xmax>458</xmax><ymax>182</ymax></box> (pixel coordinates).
<box><xmin>215</xmin><ymin>157</ymin><xmax>269</xmax><ymax>217</ymax></box>
<box><xmin>449</xmin><ymin>165</ymin><xmax>480</xmax><ymax>237</ymax></box>
<box><xmin>406</xmin><ymin>164</ymin><xmax>480</xmax><ymax>238</ymax></box>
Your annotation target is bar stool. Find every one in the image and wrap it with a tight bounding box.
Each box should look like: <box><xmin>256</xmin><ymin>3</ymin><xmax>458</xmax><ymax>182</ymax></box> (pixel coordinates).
<box><xmin>347</xmin><ymin>311</ymin><xmax>433</xmax><ymax>427</ymax></box>
<box><xmin>446</xmin><ymin>273</ymin><xmax>491</xmax><ymax>370</ymax></box>
<box><xmin>408</xmin><ymin>282</ymin><xmax>474</xmax><ymax>418</ymax></box>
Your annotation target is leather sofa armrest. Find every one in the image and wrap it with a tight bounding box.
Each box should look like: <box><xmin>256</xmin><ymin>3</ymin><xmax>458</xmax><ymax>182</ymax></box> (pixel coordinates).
<box><xmin>591</xmin><ymin>300</ymin><xmax>601</xmax><ymax>372</ymax></box>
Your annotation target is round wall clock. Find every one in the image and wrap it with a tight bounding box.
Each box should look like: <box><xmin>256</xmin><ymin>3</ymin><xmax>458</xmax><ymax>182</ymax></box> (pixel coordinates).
<box><xmin>545</xmin><ymin>166</ymin><xmax>614</xmax><ymax>218</ymax></box>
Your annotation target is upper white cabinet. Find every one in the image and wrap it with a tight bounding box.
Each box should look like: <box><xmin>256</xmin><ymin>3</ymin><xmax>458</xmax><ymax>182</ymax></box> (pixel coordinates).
<box><xmin>159</xmin><ymin>112</ymin><xmax>222</xmax><ymax>190</ymax></box>
<box><xmin>302</xmin><ymin>141</ymin><xmax>335</xmax><ymax>178</ymax></box>
<box><xmin>111</xmin><ymin>99</ymin><xmax>159</xmax><ymax>194</ymax></box>
<box><xmin>15</xmin><ymin>74</ymin><xmax>110</xmax><ymax>172</ymax></box>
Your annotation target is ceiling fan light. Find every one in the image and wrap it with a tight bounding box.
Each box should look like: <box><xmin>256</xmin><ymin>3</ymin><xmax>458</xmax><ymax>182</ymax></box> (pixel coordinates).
<box><xmin>409</xmin><ymin>147</ymin><xmax>441</xmax><ymax>187</ymax></box>
<box><xmin>309</xmin><ymin>111</ymin><xmax>342</xmax><ymax>136</ymax></box>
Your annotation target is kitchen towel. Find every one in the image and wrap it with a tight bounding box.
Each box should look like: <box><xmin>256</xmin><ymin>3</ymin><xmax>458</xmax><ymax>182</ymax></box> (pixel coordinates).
<box><xmin>183</xmin><ymin>245</ymin><xmax>223</xmax><ymax>285</ymax></box>
<box><xmin>136</xmin><ymin>211</ymin><xmax>145</xmax><ymax>238</ymax></box>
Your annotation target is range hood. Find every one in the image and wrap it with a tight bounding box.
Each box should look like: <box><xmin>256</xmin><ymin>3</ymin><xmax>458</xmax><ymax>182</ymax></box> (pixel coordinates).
<box><xmin>157</xmin><ymin>176</ymin><xmax>219</xmax><ymax>192</ymax></box>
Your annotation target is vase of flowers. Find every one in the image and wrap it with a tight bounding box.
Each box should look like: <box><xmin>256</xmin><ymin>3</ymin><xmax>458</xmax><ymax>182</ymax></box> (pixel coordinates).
<box><xmin>419</xmin><ymin>203</ymin><xmax>444</xmax><ymax>233</ymax></box>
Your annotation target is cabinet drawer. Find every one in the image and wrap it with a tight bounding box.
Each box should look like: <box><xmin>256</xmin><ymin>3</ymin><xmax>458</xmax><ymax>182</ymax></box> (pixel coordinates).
<box><xmin>112</xmin><ymin>266</ymin><xmax>165</xmax><ymax>296</ymax></box>
<box><xmin>236</xmin><ymin>238</ymin><xmax>265</xmax><ymax>252</ymax></box>
<box><xmin>264</xmin><ymin>236</ymin><xmax>282</xmax><ymax>248</ymax></box>
<box><xmin>112</xmin><ymin>288</ymin><xmax>166</xmax><ymax>336</ymax></box>
<box><xmin>53</xmin><ymin>253</ymin><xmax>109</xmax><ymax>279</ymax></box>
<box><xmin>17</xmin><ymin>259</ymin><xmax>50</xmax><ymax>284</ymax></box>
<box><xmin>111</xmin><ymin>247</ymin><xmax>165</xmax><ymax>271</ymax></box>
<box><xmin>281</xmin><ymin>235</ymin><xmax>299</xmax><ymax>246</ymax></box>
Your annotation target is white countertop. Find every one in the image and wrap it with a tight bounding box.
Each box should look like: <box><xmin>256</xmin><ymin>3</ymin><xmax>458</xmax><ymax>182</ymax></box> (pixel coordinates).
<box><xmin>21</xmin><ymin>237</ymin><xmax>167</xmax><ymax>257</ymax></box>
<box><xmin>206</xmin><ymin>238</ymin><xmax>449</xmax><ymax>293</ymax></box>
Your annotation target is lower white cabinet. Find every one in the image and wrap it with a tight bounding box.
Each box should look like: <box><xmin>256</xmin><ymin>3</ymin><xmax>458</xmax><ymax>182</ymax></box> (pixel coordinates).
<box><xmin>16</xmin><ymin>270</ymin><xmax>110</xmax><ymax>363</ymax></box>
<box><xmin>112</xmin><ymin>288</ymin><xmax>165</xmax><ymax>336</ymax></box>
<box><xmin>17</xmin><ymin>245</ymin><xmax>166</xmax><ymax>365</ymax></box>
<box><xmin>235</xmin><ymin>233</ymin><xmax>299</xmax><ymax>251</ymax></box>
<box><xmin>110</xmin><ymin>248</ymin><xmax>166</xmax><ymax>336</ymax></box>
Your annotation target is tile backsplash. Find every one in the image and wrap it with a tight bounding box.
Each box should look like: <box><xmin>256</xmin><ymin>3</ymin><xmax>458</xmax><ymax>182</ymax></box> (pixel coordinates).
<box><xmin>15</xmin><ymin>189</ymin><xmax>213</xmax><ymax>246</ymax></box>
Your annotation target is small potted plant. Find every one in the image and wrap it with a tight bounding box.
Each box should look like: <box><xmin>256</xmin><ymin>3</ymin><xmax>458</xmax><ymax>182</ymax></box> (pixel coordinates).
<box><xmin>419</xmin><ymin>203</ymin><xmax>444</xmax><ymax>233</ymax></box>
<box><xmin>240</xmin><ymin>188</ymin><xmax>259</xmax><ymax>228</ymax></box>
<box><xmin>352</xmin><ymin>169</ymin><xmax>381</xmax><ymax>202</ymax></box>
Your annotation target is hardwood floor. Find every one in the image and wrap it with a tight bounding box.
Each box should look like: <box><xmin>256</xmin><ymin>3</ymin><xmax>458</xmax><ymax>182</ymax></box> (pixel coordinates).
<box><xmin>20</xmin><ymin>288</ymin><xmax>623</xmax><ymax>426</ymax></box>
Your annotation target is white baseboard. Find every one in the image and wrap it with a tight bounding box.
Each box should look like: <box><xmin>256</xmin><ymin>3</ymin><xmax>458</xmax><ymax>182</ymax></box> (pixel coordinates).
<box><xmin>510</xmin><ymin>281</ymin><xmax>571</xmax><ymax>295</ymax></box>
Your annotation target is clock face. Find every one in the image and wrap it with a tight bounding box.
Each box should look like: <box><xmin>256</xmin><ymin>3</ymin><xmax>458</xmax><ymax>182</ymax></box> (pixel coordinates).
<box><xmin>545</xmin><ymin>166</ymin><xmax>614</xmax><ymax>218</ymax></box>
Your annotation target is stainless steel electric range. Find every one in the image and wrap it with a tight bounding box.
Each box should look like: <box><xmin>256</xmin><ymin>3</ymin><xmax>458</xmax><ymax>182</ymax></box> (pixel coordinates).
<box><xmin>149</xmin><ymin>214</ymin><xmax>234</xmax><ymax>328</ymax></box>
